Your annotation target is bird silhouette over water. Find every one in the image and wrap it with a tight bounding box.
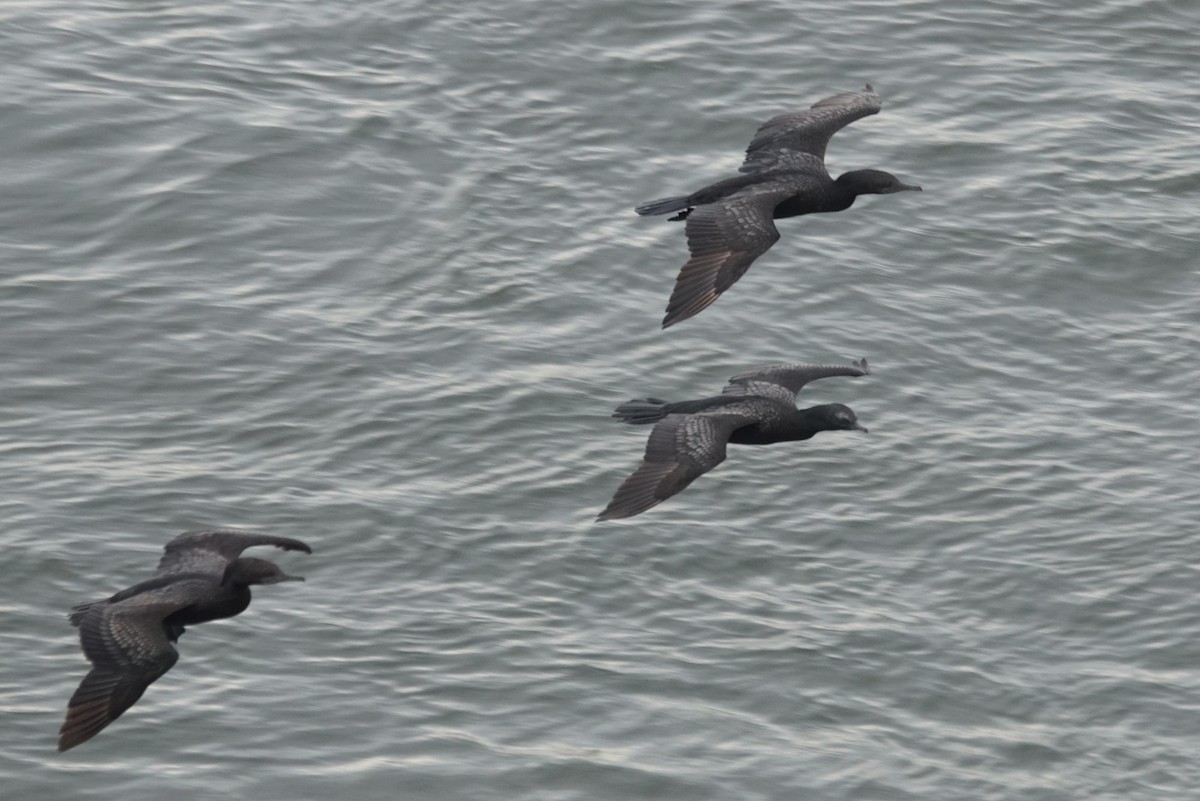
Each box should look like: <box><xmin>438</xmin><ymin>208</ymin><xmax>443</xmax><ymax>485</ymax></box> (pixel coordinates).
<box><xmin>598</xmin><ymin>360</ymin><xmax>870</xmax><ymax>520</ymax></box>
<box><xmin>58</xmin><ymin>528</ymin><xmax>311</xmax><ymax>752</ymax></box>
<box><xmin>636</xmin><ymin>85</ymin><xmax>921</xmax><ymax>328</ymax></box>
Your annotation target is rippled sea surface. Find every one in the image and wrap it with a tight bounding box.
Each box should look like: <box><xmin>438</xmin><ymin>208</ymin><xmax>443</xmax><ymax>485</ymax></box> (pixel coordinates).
<box><xmin>2</xmin><ymin>1</ymin><xmax>1198</xmax><ymax>798</ymax></box>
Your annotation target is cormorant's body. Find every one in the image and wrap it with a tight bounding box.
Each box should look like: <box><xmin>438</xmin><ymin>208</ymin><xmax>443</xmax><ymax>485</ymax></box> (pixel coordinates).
<box><xmin>635</xmin><ymin>86</ymin><xmax>921</xmax><ymax>327</ymax></box>
<box><xmin>58</xmin><ymin>528</ymin><xmax>311</xmax><ymax>752</ymax></box>
<box><xmin>598</xmin><ymin>360</ymin><xmax>871</xmax><ymax>520</ymax></box>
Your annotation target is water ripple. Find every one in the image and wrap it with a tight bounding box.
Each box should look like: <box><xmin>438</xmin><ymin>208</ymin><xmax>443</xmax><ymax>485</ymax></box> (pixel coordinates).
<box><xmin>2</xmin><ymin>0</ymin><xmax>1199</xmax><ymax>799</ymax></box>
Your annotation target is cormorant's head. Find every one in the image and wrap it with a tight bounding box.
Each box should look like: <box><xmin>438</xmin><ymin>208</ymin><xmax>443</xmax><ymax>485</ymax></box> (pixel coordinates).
<box><xmin>811</xmin><ymin>403</ymin><xmax>869</xmax><ymax>433</ymax></box>
<box><xmin>837</xmin><ymin>169</ymin><xmax>922</xmax><ymax>195</ymax></box>
<box><xmin>222</xmin><ymin>557</ymin><xmax>305</xmax><ymax>587</ymax></box>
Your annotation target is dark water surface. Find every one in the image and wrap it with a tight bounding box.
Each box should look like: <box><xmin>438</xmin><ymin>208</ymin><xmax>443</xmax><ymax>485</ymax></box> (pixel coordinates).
<box><xmin>2</xmin><ymin>1</ymin><xmax>1198</xmax><ymax>799</ymax></box>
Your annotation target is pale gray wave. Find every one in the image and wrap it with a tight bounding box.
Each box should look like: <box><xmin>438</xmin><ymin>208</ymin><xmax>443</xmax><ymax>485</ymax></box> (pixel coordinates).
<box><xmin>2</xmin><ymin>0</ymin><xmax>1198</xmax><ymax>799</ymax></box>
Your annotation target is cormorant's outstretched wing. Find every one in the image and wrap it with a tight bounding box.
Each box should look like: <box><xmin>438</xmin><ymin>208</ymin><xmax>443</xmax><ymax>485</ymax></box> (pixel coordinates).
<box><xmin>598</xmin><ymin>413</ymin><xmax>753</xmax><ymax>520</ymax></box>
<box><xmin>662</xmin><ymin>180</ymin><xmax>815</xmax><ymax>328</ymax></box>
<box><xmin>741</xmin><ymin>85</ymin><xmax>882</xmax><ymax>172</ymax></box>
<box><xmin>58</xmin><ymin>582</ymin><xmax>208</xmax><ymax>751</ymax></box>
<box><xmin>722</xmin><ymin>360</ymin><xmax>870</xmax><ymax>406</ymax></box>
<box><xmin>155</xmin><ymin>528</ymin><xmax>312</xmax><ymax>577</ymax></box>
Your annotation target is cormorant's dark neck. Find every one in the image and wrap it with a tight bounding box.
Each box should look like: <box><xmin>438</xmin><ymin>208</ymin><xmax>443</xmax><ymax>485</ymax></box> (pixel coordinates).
<box><xmin>778</xmin><ymin>406</ymin><xmax>832</xmax><ymax>441</ymax></box>
<box><xmin>163</xmin><ymin>582</ymin><xmax>253</xmax><ymax>627</ymax></box>
<box><xmin>773</xmin><ymin>181</ymin><xmax>856</xmax><ymax>218</ymax></box>
<box><xmin>728</xmin><ymin>403</ymin><xmax>827</xmax><ymax>445</ymax></box>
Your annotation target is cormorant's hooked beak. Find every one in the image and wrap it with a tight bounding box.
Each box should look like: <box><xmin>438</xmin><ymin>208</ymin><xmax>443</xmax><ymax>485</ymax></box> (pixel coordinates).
<box><xmin>274</xmin><ymin>573</ymin><xmax>305</xmax><ymax>583</ymax></box>
<box><xmin>885</xmin><ymin>182</ymin><xmax>922</xmax><ymax>194</ymax></box>
<box><xmin>852</xmin><ymin>423</ymin><xmax>869</xmax><ymax>433</ymax></box>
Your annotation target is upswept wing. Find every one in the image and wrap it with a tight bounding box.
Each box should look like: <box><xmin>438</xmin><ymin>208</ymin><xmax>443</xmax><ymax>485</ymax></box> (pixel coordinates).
<box><xmin>155</xmin><ymin>528</ymin><xmax>312</xmax><ymax>577</ymax></box>
<box><xmin>741</xmin><ymin>85</ymin><xmax>882</xmax><ymax>172</ymax></box>
<box><xmin>58</xmin><ymin>583</ymin><xmax>207</xmax><ymax>751</ymax></box>
<box><xmin>598</xmin><ymin>412</ymin><xmax>753</xmax><ymax>520</ymax></box>
<box><xmin>721</xmin><ymin>360</ymin><xmax>870</xmax><ymax>406</ymax></box>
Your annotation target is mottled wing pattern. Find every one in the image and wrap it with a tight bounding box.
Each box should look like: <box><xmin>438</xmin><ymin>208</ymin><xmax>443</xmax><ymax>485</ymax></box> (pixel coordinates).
<box><xmin>737</xmin><ymin>148</ymin><xmax>829</xmax><ymax>178</ymax></box>
<box><xmin>662</xmin><ymin>183</ymin><xmax>806</xmax><ymax>328</ymax></box>
<box><xmin>58</xmin><ymin>583</ymin><xmax>206</xmax><ymax>751</ymax></box>
<box><xmin>598</xmin><ymin>412</ymin><xmax>753</xmax><ymax>520</ymax></box>
<box><xmin>740</xmin><ymin>84</ymin><xmax>882</xmax><ymax>171</ymax></box>
<box><xmin>721</xmin><ymin>360</ymin><xmax>870</xmax><ymax>405</ymax></box>
<box><xmin>155</xmin><ymin>528</ymin><xmax>312</xmax><ymax>577</ymax></box>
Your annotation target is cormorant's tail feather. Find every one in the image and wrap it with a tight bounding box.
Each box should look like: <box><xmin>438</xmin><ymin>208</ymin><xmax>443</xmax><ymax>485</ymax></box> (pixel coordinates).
<box><xmin>612</xmin><ymin>398</ymin><xmax>672</xmax><ymax>425</ymax></box>
<box><xmin>635</xmin><ymin>195</ymin><xmax>690</xmax><ymax>217</ymax></box>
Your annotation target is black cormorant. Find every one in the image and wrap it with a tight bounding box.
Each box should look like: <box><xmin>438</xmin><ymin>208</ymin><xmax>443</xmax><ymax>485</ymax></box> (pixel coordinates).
<box><xmin>598</xmin><ymin>361</ymin><xmax>870</xmax><ymax>520</ymax></box>
<box><xmin>636</xmin><ymin>86</ymin><xmax>921</xmax><ymax>328</ymax></box>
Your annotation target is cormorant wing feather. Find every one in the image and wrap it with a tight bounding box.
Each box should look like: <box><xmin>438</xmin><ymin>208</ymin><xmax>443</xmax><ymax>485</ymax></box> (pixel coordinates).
<box><xmin>155</xmin><ymin>528</ymin><xmax>312</xmax><ymax>577</ymax></box>
<box><xmin>662</xmin><ymin>182</ymin><xmax>807</xmax><ymax>328</ymax></box>
<box><xmin>597</xmin><ymin>412</ymin><xmax>754</xmax><ymax>520</ymax></box>
<box><xmin>58</xmin><ymin>583</ymin><xmax>207</xmax><ymax>751</ymax></box>
<box><xmin>721</xmin><ymin>360</ymin><xmax>870</xmax><ymax>405</ymax></box>
<box><xmin>741</xmin><ymin>85</ymin><xmax>882</xmax><ymax>172</ymax></box>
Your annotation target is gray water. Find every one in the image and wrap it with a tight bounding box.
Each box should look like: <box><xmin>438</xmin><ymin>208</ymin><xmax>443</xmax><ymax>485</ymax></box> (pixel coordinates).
<box><xmin>2</xmin><ymin>0</ymin><xmax>1198</xmax><ymax>798</ymax></box>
